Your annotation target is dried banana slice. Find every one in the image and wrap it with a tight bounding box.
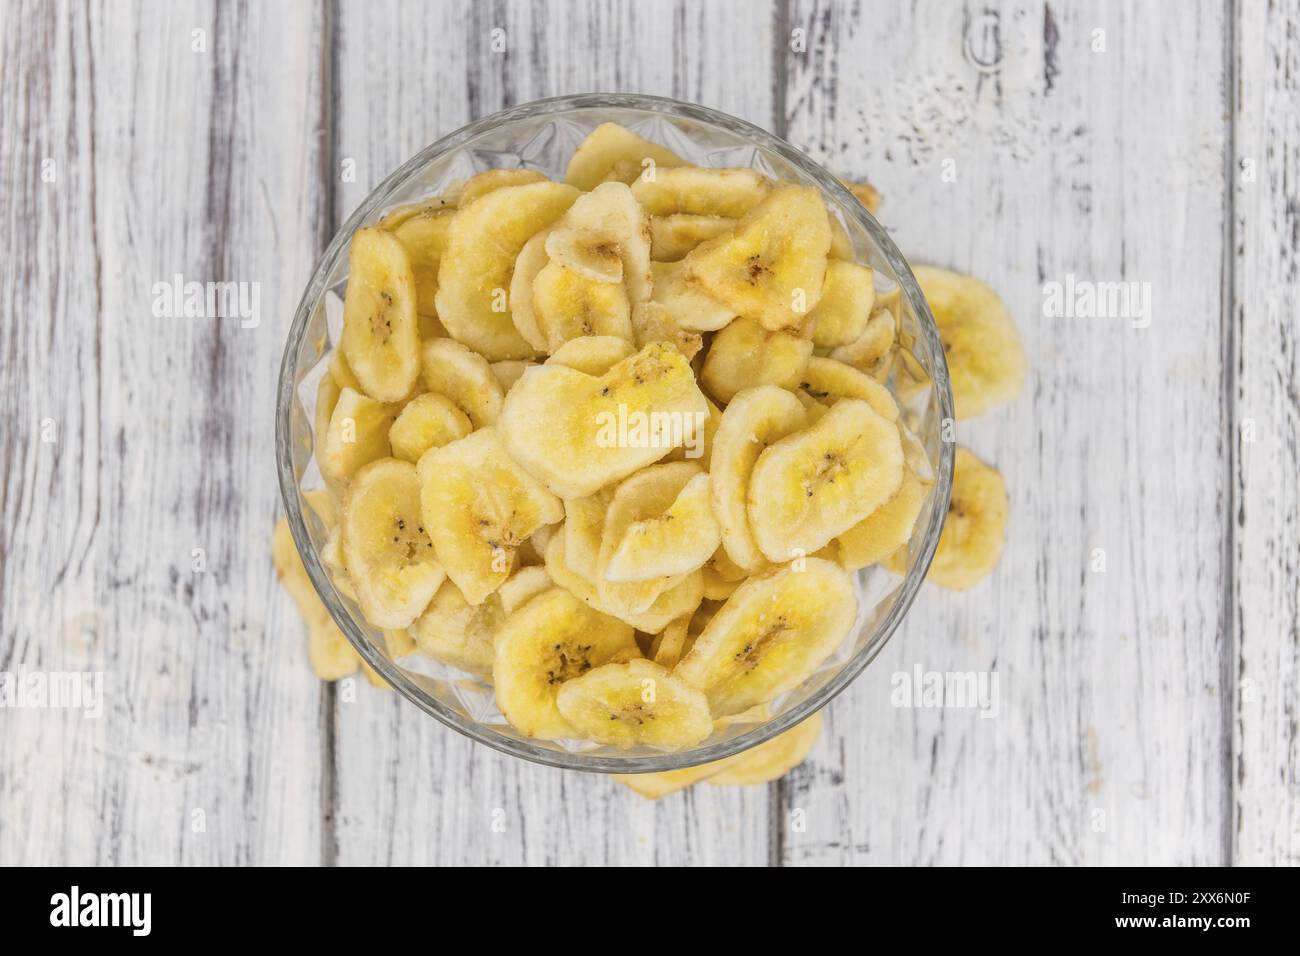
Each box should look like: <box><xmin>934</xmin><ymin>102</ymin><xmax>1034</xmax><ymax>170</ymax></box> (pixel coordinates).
<box><xmin>662</xmin><ymin>393</ymin><xmax>720</xmax><ymax>468</ymax></box>
<box><xmin>544</xmin><ymin>532</ymin><xmax>703</xmax><ymax>635</ymax></box>
<box><xmin>912</xmin><ymin>265</ymin><xmax>1026</xmax><ymax>419</ymax></box>
<box><xmin>828</xmin><ymin>303</ymin><xmax>895</xmax><ymax>371</ymax></box>
<box><xmin>272</xmin><ymin>517</ymin><xmax>360</xmax><ymax>680</ymax></box>
<box><xmin>417</xmin><ymin>428</ymin><xmax>564</xmax><ymax>605</ymax></box>
<box><xmin>564</xmin><ymin>122</ymin><xmax>683</xmax><ymax>191</ymax></box>
<box><xmin>493</xmin><ymin>586</ymin><xmax>638</xmax><ymax>739</ymax></box>
<box><xmin>601</xmin><ymin>464</ymin><xmax>721</xmax><ymax>583</ymax></box>
<box><xmin>845</xmin><ymin>180</ymin><xmax>881</xmax><ymax>214</ymax></box>
<box><xmin>676</xmin><ymin>558</ymin><xmax>857</xmax><ymax>716</ymax></box>
<box><xmin>700</xmin><ymin>316</ymin><xmax>813</xmax><ymax>403</ymax></box>
<box><xmin>555</xmin><ymin>658</ymin><xmax>713</xmax><ymax>749</ymax></box>
<box><xmin>490</xmin><ymin>359</ymin><xmax>532</xmax><ymax>394</ymax></box>
<box><xmin>496</xmin><ymin>565</ymin><xmax>553</xmax><ymax>616</ymax></box>
<box><xmin>709</xmin><ymin>386</ymin><xmax>807</xmax><ymax>571</ymax></box>
<box><xmin>748</xmin><ymin>397</ymin><xmax>904</xmax><ymax>561</ymax></box>
<box><xmin>650</xmin><ymin>213</ymin><xmax>736</xmax><ymax>261</ymax></box>
<box><xmin>545</xmin><ymin>335</ymin><xmax>636</xmax><ymax>376</ymax></box>
<box><xmin>319</xmin><ymin>387</ymin><xmax>399</xmax><ymax>486</ymax></box>
<box><xmin>341</xmin><ymin>228</ymin><xmax>422</xmax><ymax>402</ymax></box>
<box><xmin>454</xmin><ymin>168</ymin><xmax>547</xmax><ymax>206</ymax></box>
<box><xmin>562</xmin><ymin>487</ymin><xmax>616</xmax><ymax>581</ymax></box>
<box><xmin>410</xmin><ymin>579</ymin><xmax>505</xmax><ymax>678</ymax></box>
<box><xmin>329</xmin><ymin>349</ymin><xmax>362</xmax><ymax>392</ymax></box>
<box><xmin>793</xmin><ymin>388</ymin><xmax>830</xmax><ymax>424</ymax></box>
<box><xmin>835</xmin><ymin>466</ymin><xmax>930</xmax><ymax>571</ymax></box>
<box><xmin>799</xmin><ymin>356</ymin><xmax>899</xmax><ymax>421</ymax></box>
<box><xmin>612</xmin><ymin>763</ymin><xmax>722</xmax><ymax>799</ymax></box>
<box><xmin>435</xmin><ymin>180</ymin><xmax>580</xmax><ymax>360</ymax></box>
<box><xmin>649</xmin><ymin>615</ymin><xmax>692</xmax><ymax>670</ymax></box>
<box><xmin>498</xmin><ymin>341</ymin><xmax>709</xmax><ymax>499</ymax></box>
<box><xmin>684</xmin><ymin>185</ymin><xmax>831</xmax><ymax>332</ymax></box>
<box><xmin>701</xmin><ymin>569</ymin><xmax>740</xmax><ymax>603</ymax></box>
<box><xmin>421</xmin><ymin>337</ymin><xmax>505</xmax><ymax>428</ymax></box>
<box><xmin>706</xmin><ymin>711</ymin><xmax>822</xmax><ymax>785</ymax></box>
<box><xmin>631</xmin><ymin>166</ymin><xmax>770</xmax><ymax>218</ymax></box>
<box><xmin>362</xmin><ymin>627</ymin><xmax>419</xmax><ymax>690</ymax></box>
<box><xmin>892</xmin><ymin>446</ymin><xmax>1007</xmax><ymax>590</ymax></box>
<box><xmin>649</xmin><ymin>260</ymin><xmax>736</xmax><ymax>332</ymax></box>
<box><xmin>545</xmin><ymin>182</ymin><xmax>653</xmax><ymax>303</ymax></box>
<box><xmin>314</xmin><ymin>369</ymin><xmax>343</xmax><ymax>468</ymax></box>
<box><xmin>532</xmin><ymin>262</ymin><xmax>633</xmax><ymax>350</ymax></box>
<box><xmin>379</xmin><ymin>195</ymin><xmax>457</xmax><ymax>230</ymax></box>
<box><xmin>302</xmin><ymin>487</ymin><xmax>340</xmax><ymax>531</ymax></box>
<box><xmin>630</xmin><ymin>302</ymin><xmax>703</xmax><ymax>362</ymax></box>
<box><xmin>594</xmin><ymin>465</ymin><xmax>700</xmax><ymax>616</ymax></box>
<box><xmin>805</xmin><ymin>260</ymin><xmax>875</xmax><ymax>348</ymax></box>
<box><xmin>387</xmin><ymin>392</ymin><xmax>472</xmax><ymax>464</ymax></box>
<box><xmin>341</xmin><ymin>458</ymin><xmax>445</xmax><ymax>629</ymax></box>
<box><xmin>388</xmin><ymin>208</ymin><xmax>453</xmax><ymax>317</ymax></box>
<box><xmin>702</xmin><ymin>554</ymin><xmax>744</xmax><ymax>601</ymax></box>
<box><xmin>508</xmin><ymin>227</ymin><xmax>557</xmax><ymax>352</ymax></box>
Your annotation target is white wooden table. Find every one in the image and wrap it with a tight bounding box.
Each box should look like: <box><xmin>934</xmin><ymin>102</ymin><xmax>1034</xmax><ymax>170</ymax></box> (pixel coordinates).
<box><xmin>1</xmin><ymin>0</ymin><xmax>1296</xmax><ymax>866</ymax></box>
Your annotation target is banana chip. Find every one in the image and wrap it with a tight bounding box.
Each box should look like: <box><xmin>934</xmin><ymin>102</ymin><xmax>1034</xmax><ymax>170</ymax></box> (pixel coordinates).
<box><xmin>272</xmin><ymin>518</ymin><xmax>361</xmax><ymax>681</ymax></box>
<box><xmin>888</xmin><ymin>446</ymin><xmax>1007</xmax><ymax>590</ymax></box>
<box><xmin>912</xmin><ymin>265</ymin><xmax>1026</xmax><ymax>419</ymax></box>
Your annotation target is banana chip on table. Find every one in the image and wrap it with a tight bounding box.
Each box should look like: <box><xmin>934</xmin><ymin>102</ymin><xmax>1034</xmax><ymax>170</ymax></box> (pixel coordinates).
<box><xmin>271</xmin><ymin>518</ymin><xmax>360</xmax><ymax>681</ymax></box>
<box><xmin>912</xmin><ymin>265</ymin><xmax>1026</xmax><ymax>419</ymax></box>
<box><xmin>886</xmin><ymin>446</ymin><xmax>1008</xmax><ymax>590</ymax></box>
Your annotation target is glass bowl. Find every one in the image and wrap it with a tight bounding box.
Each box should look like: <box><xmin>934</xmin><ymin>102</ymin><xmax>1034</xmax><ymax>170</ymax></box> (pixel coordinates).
<box><xmin>276</xmin><ymin>93</ymin><xmax>953</xmax><ymax>773</ymax></box>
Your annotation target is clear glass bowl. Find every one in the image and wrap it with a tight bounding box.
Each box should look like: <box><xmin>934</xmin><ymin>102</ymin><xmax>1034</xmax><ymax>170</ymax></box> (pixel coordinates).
<box><xmin>276</xmin><ymin>93</ymin><xmax>953</xmax><ymax>772</ymax></box>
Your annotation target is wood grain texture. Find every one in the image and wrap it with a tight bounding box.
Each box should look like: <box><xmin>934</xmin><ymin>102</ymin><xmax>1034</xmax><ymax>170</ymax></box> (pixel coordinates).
<box><xmin>0</xmin><ymin>0</ymin><xmax>1296</xmax><ymax>867</ymax></box>
<box><xmin>780</xmin><ymin>0</ymin><xmax>1230</xmax><ymax>865</ymax></box>
<box><xmin>1231</xmin><ymin>0</ymin><xmax>1300</xmax><ymax>866</ymax></box>
<box><xmin>0</xmin><ymin>0</ymin><xmax>329</xmax><ymax>864</ymax></box>
<box><xmin>328</xmin><ymin>0</ymin><xmax>777</xmax><ymax>866</ymax></box>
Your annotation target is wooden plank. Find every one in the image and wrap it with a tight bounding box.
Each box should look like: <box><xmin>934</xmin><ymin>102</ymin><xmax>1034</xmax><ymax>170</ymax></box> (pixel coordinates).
<box><xmin>0</xmin><ymin>0</ymin><xmax>328</xmax><ymax>864</ymax></box>
<box><xmin>1230</xmin><ymin>0</ymin><xmax>1300</xmax><ymax>866</ymax></box>
<box><xmin>329</xmin><ymin>0</ymin><xmax>776</xmax><ymax>866</ymax></box>
<box><xmin>779</xmin><ymin>0</ymin><xmax>1230</xmax><ymax>865</ymax></box>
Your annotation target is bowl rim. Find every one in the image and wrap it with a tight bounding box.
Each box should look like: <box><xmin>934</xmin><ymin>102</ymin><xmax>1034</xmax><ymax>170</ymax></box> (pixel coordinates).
<box><xmin>276</xmin><ymin>92</ymin><xmax>954</xmax><ymax>773</ymax></box>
